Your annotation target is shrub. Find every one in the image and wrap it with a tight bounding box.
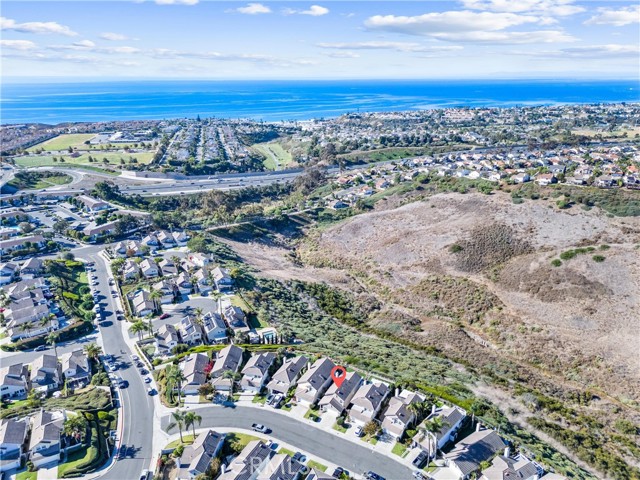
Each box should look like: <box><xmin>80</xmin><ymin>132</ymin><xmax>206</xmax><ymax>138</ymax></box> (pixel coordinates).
<box><xmin>592</xmin><ymin>255</ymin><xmax>605</xmax><ymax>263</ymax></box>
<box><xmin>449</xmin><ymin>244</ymin><xmax>463</xmax><ymax>253</ymax></box>
<box><xmin>559</xmin><ymin>250</ymin><xmax>577</xmax><ymax>261</ymax></box>
<box><xmin>551</xmin><ymin>259</ymin><xmax>562</xmax><ymax>267</ymax></box>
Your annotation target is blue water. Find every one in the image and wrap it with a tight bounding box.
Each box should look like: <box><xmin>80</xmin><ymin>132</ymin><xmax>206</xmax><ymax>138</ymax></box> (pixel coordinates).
<box><xmin>1</xmin><ymin>80</ymin><xmax>638</xmax><ymax>124</ymax></box>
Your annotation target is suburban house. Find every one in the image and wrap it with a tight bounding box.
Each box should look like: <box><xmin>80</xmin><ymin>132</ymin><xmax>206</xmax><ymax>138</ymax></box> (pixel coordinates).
<box><xmin>217</xmin><ymin>440</ymin><xmax>272</xmax><ymax>480</ymax></box>
<box><xmin>0</xmin><ymin>235</ymin><xmax>45</xmax><ymax>254</ymax></box>
<box><xmin>157</xmin><ymin>230</ymin><xmax>176</xmax><ymax>247</ymax></box>
<box><xmin>348</xmin><ymin>381</ymin><xmax>390</xmax><ymax>425</ymax></box>
<box><xmin>158</xmin><ymin>258</ymin><xmax>179</xmax><ymax>277</ymax></box>
<box><xmin>30</xmin><ymin>354</ymin><xmax>61</xmax><ymax>393</ymax></box>
<box><xmin>240</xmin><ymin>352</ymin><xmax>277</xmax><ymax>393</ymax></box>
<box><xmin>535</xmin><ymin>173</ymin><xmax>557</xmax><ymax>186</ymax></box>
<box><xmin>266</xmin><ymin>356</ymin><xmax>308</xmax><ymax>395</ymax></box>
<box><xmin>0</xmin><ymin>417</ymin><xmax>28</xmax><ymax>472</ymax></box>
<box><xmin>307</xmin><ymin>469</ymin><xmax>335</xmax><ymax>480</ymax></box>
<box><xmin>0</xmin><ymin>363</ymin><xmax>29</xmax><ymax>399</ymax></box>
<box><xmin>153</xmin><ymin>279</ymin><xmax>176</xmax><ymax>304</ymax></box>
<box><xmin>141</xmin><ymin>234</ymin><xmax>160</xmax><ymax>251</ymax></box>
<box><xmin>381</xmin><ymin>389</ymin><xmax>425</xmax><ymax>440</ymax></box>
<box><xmin>172</xmin><ymin>231</ymin><xmax>189</xmax><ymax>246</ymax></box>
<box><xmin>201</xmin><ymin>312</ymin><xmax>228</xmax><ymax>344</ymax></box>
<box><xmin>131</xmin><ymin>290</ymin><xmax>155</xmax><ymax>317</ymax></box>
<box><xmin>83</xmin><ymin>221</ymin><xmax>118</xmax><ymax>242</ymax></box>
<box><xmin>175</xmin><ymin>272</ymin><xmax>193</xmax><ymax>296</ymax></box>
<box><xmin>193</xmin><ymin>269</ymin><xmax>212</xmax><ymax>295</ymax></box>
<box><xmin>29</xmin><ymin>410</ymin><xmax>63</xmax><ymax>468</ymax></box>
<box><xmin>210</xmin><ymin>345</ymin><xmax>243</xmax><ymax>392</ymax></box>
<box><xmin>188</xmin><ymin>252</ymin><xmax>212</xmax><ymax>268</ymax></box>
<box><xmin>414</xmin><ymin>405</ymin><xmax>467</xmax><ymax>453</ymax></box>
<box><xmin>212</xmin><ymin>267</ymin><xmax>234</xmax><ymax>292</ymax></box>
<box><xmin>318</xmin><ymin>371</ymin><xmax>362</xmax><ymax>414</ymax></box>
<box><xmin>20</xmin><ymin>257</ymin><xmax>44</xmax><ymax>278</ymax></box>
<box><xmin>176</xmin><ymin>429</ymin><xmax>225</xmax><ymax>480</ymax></box>
<box><xmin>140</xmin><ymin>258</ymin><xmax>159</xmax><ymax>278</ymax></box>
<box><xmin>441</xmin><ymin>428</ymin><xmax>507</xmax><ymax>479</ymax></box>
<box><xmin>122</xmin><ymin>259</ymin><xmax>141</xmax><ymax>280</ymax></box>
<box><xmin>180</xmin><ymin>353</ymin><xmax>210</xmax><ymax>396</ymax></box>
<box><xmin>0</xmin><ymin>262</ymin><xmax>19</xmax><ymax>285</ymax></box>
<box><xmin>222</xmin><ymin>304</ymin><xmax>248</xmax><ymax>333</ymax></box>
<box><xmin>76</xmin><ymin>195</ymin><xmax>109</xmax><ymax>213</ymax></box>
<box><xmin>155</xmin><ymin>324</ymin><xmax>180</xmax><ymax>356</ymax></box>
<box><xmin>178</xmin><ymin>317</ymin><xmax>203</xmax><ymax>345</ymax></box>
<box><xmin>257</xmin><ymin>453</ymin><xmax>304</xmax><ymax>480</ymax></box>
<box><xmin>60</xmin><ymin>350</ymin><xmax>91</xmax><ymax>389</ymax></box>
<box><xmin>480</xmin><ymin>453</ymin><xmax>541</xmax><ymax>480</ymax></box>
<box><xmin>512</xmin><ymin>172</ymin><xmax>531</xmax><ymax>184</ymax></box>
<box><xmin>294</xmin><ymin>358</ymin><xmax>335</xmax><ymax>406</ymax></box>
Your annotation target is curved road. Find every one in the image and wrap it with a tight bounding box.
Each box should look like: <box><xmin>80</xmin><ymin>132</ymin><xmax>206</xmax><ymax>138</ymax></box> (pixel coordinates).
<box><xmin>161</xmin><ymin>406</ymin><xmax>414</xmax><ymax>480</ymax></box>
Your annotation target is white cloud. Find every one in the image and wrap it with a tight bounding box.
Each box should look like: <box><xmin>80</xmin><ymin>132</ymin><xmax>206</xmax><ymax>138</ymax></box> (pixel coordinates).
<box><xmin>294</xmin><ymin>5</ymin><xmax>330</xmax><ymax>16</ymax></box>
<box><xmin>100</xmin><ymin>32</ymin><xmax>129</xmax><ymax>41</ymax></box>
<box><xmin>73</xmin><ymin>40</ymin><xmax>95</xmax><ymax>48</ymax></box>
<box><xmin>0</xmin><ymin>17</ymin><xmax>77</xmax><ymax>36</ymax></box>
<box><xmin>155</xmin><ymin>0</ymin><xmax>199</xmax><ymax>5</ymax></box>
<box><xmin>318</xmin><ymin>41</ymin><xmax>463</xmax><ymax>53</ymax></box>
<box><xmin>585</xmin><ymin>5</ymin><xmax>640</xmax><ymax>27</ymax></box>
<box><xmin>0</xmin><ymin>39</ymin><xmax>38</xmax><ymax>51</ymax></box>
<box><xmin>461</xmin><ymin>0</ymin><xmax>584</xmax><ymax>17</ymax></box>
<box><xmin>323</xmin><ymin>51</ymin><xmax>360</xmax><ymax>58</ymax></box>
<box><xmin>102</xmin><ymin>46</ymin><xmax>140</xmax><ymax>54</ymax></box>
<box><xmin>364</xmin><ymin>10</ymin><xmax>575</xmax><ymax>43</ymax></box>
<box><xmin>233</xmin><ymin>3</ymin><xmax>271</xmax><ymax>15</ymax></box>
<box><xmin>520</xmin><ymin>44</ymin><xmax>640</xmax><ymax>59</ymax></box>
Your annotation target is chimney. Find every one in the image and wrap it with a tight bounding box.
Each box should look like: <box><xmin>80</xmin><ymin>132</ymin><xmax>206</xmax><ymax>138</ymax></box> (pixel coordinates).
<box><xmin>476</xmin><ymin>422</ymin><xmax>482</xmax><ymax>432</ymax></box>
<box><xmin>504</xmin><ymin>446</ymin><xmax>511</xmax><ymax>458</ymax></box>
<box><xmin>431</xmin><ymin>404</ymin><xmax>436</xmax><ymax>415</ymax></box>
<box><xmin>395</xmin><ymin>387</ymin><xmax>400</xmax><ymax>397</ymax></box>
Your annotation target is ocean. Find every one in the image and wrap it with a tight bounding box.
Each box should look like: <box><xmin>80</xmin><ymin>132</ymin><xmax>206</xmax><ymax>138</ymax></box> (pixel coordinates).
<box><xmin>1</xmin><ymin>79</ymin><xmax>638</xmax><ymax>125</ymax></box>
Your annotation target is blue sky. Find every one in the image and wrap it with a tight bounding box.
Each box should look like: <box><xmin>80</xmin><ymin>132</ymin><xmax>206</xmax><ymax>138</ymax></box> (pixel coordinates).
<box><xmin>1</xmin><ymin>0</ymin><xmax>639</xmax><ymax>80</ymax></box>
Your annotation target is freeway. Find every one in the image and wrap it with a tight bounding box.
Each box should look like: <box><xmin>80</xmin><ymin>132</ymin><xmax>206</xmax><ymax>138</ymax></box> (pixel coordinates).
<box><xmin>76</xmin><ymin>247</ymin><xmax>156</xmax><ymax>480</ymax></box>
<box><xmin>161</xmin><ymin>406</ymin><xmax>415</xmax><ymax>480</ymax></box>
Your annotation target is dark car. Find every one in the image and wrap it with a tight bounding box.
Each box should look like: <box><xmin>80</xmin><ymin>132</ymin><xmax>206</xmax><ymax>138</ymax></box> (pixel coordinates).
<box><xmin>34</xmin><ymin>345</ymin><xmax>49</xmax><ymax>352</ymax></box>
<box><xmin>332</xmin><ymin>467</ymin><xmax>349</xmax><ymax>478</ymax></box>
<box><xmin>412</xmin><ymin>451</ymin><xmax>428</xmax><ymax>468</ymax></box>
<box><xmin>364</xmin><ymin>472</ymin><xmax>386</xmax><ymax>480</ymax></box>
<box><xmin>159</xmin><ymin>313</ymin><xmax>170</xmax><ymax>319</ymax></box>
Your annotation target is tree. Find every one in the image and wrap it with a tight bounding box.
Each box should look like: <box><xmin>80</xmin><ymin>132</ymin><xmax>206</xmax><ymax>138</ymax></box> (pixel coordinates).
<box><xmin>27</xmin><ymin>389</ymin><xmax>42</xmax><ymax>408</ymax></box>
<box><xmin>46</xmin><ymin>332</ymin><xmax>59</xmax><ymax>359</ymax></box>
<box><xmin>167</xmin><ymin>410</ymin><xmax>186</xmax><ymax>443</ymax></box>
<box><xmin>184</xmin><ymin>411</ymin><xmax>202</xmax><ymax>438</ymax></box>
<box><xmin>363</xmin><ymin>421</ymin><xmax>379</xmax><ymax>438</ymax></box>
<box><xmin>420</xmin><ymin>416</ymin><xmax>447</xmax><ymax>460</ymax></box>
<box><xmin>130</xmin><ymin>320</ymin><xmax>147</xmax><ymax>341</ymax></box>
<box><xmin>18</xmin><ymin>222</ymin><xmax>33</xmax><ymax>234</ymax></box>
<box><xmin>193</xmin><ymin>307</ymin><xmax>204</xmax><ymax>326</ymax></box>
<box><xmin>198</xmin><ymin>383</ymin><xmax>215</xmax><ymax>398</ymax></box>
<box><xmin>165</xmin><ymin>364</ymin><xmax>186</xmax><ymax>405</ymax></box>
<box><xmin>63</xmin><ymin>414</ymin><xmax>88</xmax><ymax>441</ymax></box>
<box><xmin>53</xmin><ymin>219</ymin><xmax>70</xmax><ymax>236</ymax></box>
<box><xmin>84</xmin><ymin>343</ymin><xmax>102</xmax><ymax>360</ymax></box>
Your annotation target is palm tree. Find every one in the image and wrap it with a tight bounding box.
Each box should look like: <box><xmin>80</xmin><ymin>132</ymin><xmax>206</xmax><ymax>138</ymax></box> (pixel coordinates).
<box><xmin>193</xmin><ymin>307</ymin><xmax>204</xmax><ymax>326</ymax></box>
<box><xmin>165</xmin><ymin>365</ymin><xmax>186</xmax><ymax>405</ymax></box>
<box><xmin>149</xmin><ymin>289</ymin><xmax>162</xmax><ymax>313</ymax></box>
<box><xmin>420</xmin><ymin>416</ymin><xmax>447</xmax><ymax>461</ymax></box>
<box><xmin>129</xmin><ymin>320</ymin><xmax>147</xmax><ymax>341</ymax></box>
<box><xmin>146</xmin><ymin>320</ymin><xmax>155</xmax><ymax>337</ymax></box>
<box><xmin>170</xmin><ymin>255</ymin><xmax>180</xmax><ymax>267</ymax></box>
<box><xmin>84</xmin><ymin>343</ymin><xmax>102</xmax><ymax>361</ymax></box>
<box><xmin>184</xmin><ymin>411</ymin><xmax>202</xmax><ymax>438</ymax></box>
<box><xmin>167</xmin><ymin>410</ymin><xmax>186</xmax><ymax>443</ymax></box>
<box><xmin>46</xmin><ymin>332</ymin><xmax>59</xmax><ymax>359</ymax></box>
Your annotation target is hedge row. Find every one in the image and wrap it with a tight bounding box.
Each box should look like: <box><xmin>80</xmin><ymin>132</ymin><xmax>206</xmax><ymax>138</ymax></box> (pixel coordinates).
<box><xmin>1</xmin><ymin>320</ymin><xmax>94</xmax><ymax>352</ymax></box>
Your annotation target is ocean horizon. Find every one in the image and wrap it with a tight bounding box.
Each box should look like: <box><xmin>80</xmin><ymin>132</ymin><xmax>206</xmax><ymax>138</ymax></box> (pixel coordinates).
<box><xmin>1</xmin><ymin>79</ymin><xmax>639</xmax><ymax>125</ymax></box>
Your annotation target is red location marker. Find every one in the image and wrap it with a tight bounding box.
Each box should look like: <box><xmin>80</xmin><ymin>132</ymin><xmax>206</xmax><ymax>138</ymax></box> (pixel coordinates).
<box><xmin>331</xmin><ymin>365</ymin><xmax>347</xmax><ymax>388</ymax></box>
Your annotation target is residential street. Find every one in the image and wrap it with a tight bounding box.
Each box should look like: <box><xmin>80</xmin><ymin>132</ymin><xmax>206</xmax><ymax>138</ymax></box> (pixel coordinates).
<box><xmin>160</xmin><ymin>406</ymin><xmax>415</xmax><ymax>480</ymax></box>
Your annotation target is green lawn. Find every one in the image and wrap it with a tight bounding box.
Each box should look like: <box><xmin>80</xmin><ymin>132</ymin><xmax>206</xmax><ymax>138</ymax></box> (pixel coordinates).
<box><xmin>16</xmin><ymin>470</ymin><xmax>37</xmax><ymax>480</ymax></box>
<box><xmin>15</xmin><ymin>151</ymin><xmax>154</xmax><ymax>168</ymax></box>
<box><xmin>392</xmin><ymin>442</ymin><xmax>408</xmax><ymax>456</ymax></box>
<box><xmin>57</xmin><ymin>444</ymin><xmax>96</xmax><ymax>478</ymax></box>
<box><xmin>278</xmin><ymin>447</ymin><xmax>296</xmax><ymax>457</ymax></box>
<box><xmin>252</xmin><ymin>142</ymin><xmax>293</xmax><ymax>170</ymax></box>
<box><xmin>7</xmin><ymin>173</ymin><xmax>72</xmax><ymax>191</ymax></box>
<box><xmin>252</xmin><ymin>394</ymin><xmax>267</xmax><ymax>404</ymax></box>
<box><xmin>166</xmin><ymin>434</ymin><xmax>195</xmax><ymax>449</ymax></box>
<box><xmin>225</xmin><ymin>432</ymin><xmax>261</xmax><ymax>453</ymax></box>
<box><xmin>304</xmin><ymin>408</ymin><xmax>320</xmax><ymax>422</ymax></box>
<box><xmin>27</xmin><ymin>134</ymin><xmax>96</xmax><ymax>152</ymax></box>
<box><xmin>307</xmin><ymin>460</ymin><xmax>328</xmax><ymax>472</ymax></box>
<box><xmin>333</xmin><ymin>421</ymin><xmax>348</xmax><ymax>433</ymax></box>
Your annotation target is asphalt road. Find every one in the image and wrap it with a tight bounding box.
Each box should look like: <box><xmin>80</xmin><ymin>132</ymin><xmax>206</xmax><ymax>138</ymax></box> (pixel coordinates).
<box><xmin>77</xmin><ymin>247</ymin><xmax>156</xmax><ymax>480</ymax></box>
<box><xmin>161</xmin><ymin>406</ymin><xmax>415</xmax><ymax>480</ymax></box>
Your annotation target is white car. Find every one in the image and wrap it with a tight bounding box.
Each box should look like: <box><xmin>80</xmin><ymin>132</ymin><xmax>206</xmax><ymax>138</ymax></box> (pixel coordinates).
<box><xmin>144</xmin><ymin>377</ymin><xmax>151</xmax><ymax>384</ymax></box>
<box><xmin>106</xmin><ymin>363</ymin><xmax>117</xmax><ymax>372</ymax></box>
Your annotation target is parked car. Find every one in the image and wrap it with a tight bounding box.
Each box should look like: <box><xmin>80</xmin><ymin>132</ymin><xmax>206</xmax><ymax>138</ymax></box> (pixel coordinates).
<box><xmin>412</xmin><ymin>451</ymin><xmax>428</xmax><ymax>469</ymax></box>
<box><xmin>117</xmin><ymin>378</ymin><xmax>128</xmax><ymax>389</ymax></box>
<box><xmin>147</xmin><ymin>387</ymin><xmax>156</xmax><ymax>396</ymax></box>
<box><xmin>252</xmin><ymin>423</ymin><xmax>269</xmax><ymax>433</ymax></box>
<box><xmin>292</xmin><ymin>452</ymin><xmax>306</xmax><ymax>463</ymax></box>
<box><xmin>106</xmin><ymin>363</ymin><xmax>118</xmax><ymax>373</ymax></box>
<box><xmin>159</xmin><ymin>313</ymin><xmax>170</xmax><ymax>320</ymax></box>
<box><xmin>144</xmin><ymin>377</ymin><xmax>151</xmax><ymax>384</ymax></box>
<box><xmin>364</xmin><ymin>472</ymin><xmax>386</xmax><ymax>480</ymax></box>
<box><xmin>34</xmin><ymin>345</ymin><xmax>48</xmax><ymax>352</ymax></box>
<box><xmin>332</xmin><ymin>467</ymin><xmax>349</xmax><ymax>478</ymax></box>
<box><xmin>139</xmin><ymin>470</ymin><xmax>150</xmax><ymax>480</ymax></box>
<box><xmin>413</xmin><ymin>471</ymin><xmax>427</xmax><ymax>479</ymax></box>
<box><xmin>354</xmin><ymin>426</ymin><xmax>364</xmax><ymax>437</ymax></box>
